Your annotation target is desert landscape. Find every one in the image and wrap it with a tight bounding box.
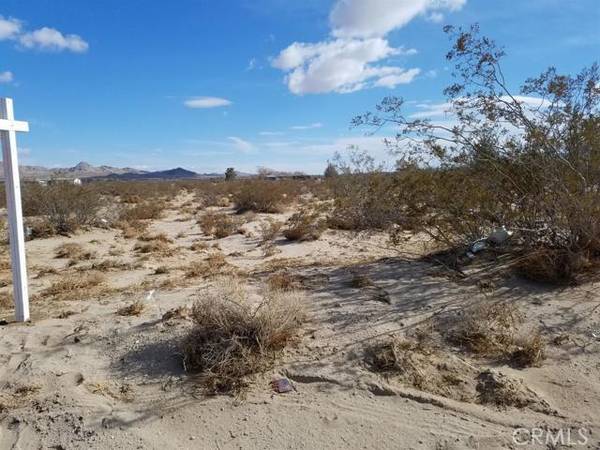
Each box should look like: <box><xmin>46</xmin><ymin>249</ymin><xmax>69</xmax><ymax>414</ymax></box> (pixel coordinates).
<box><xmin>2</xmin><ymin>1</ymin><xmax>600</xmax><ymax>449</ymax></box>
<box><xmin>0</xmin><ymin>175</ymin><xmax>598</xmax><ymax>449</ymax></box>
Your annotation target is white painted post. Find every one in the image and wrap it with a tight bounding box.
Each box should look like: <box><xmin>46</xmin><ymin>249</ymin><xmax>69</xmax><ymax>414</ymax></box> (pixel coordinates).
<box><xmin>0</xmin><ymin>98</ymin><xmax>30</xmax><ymax>322</ymax></box>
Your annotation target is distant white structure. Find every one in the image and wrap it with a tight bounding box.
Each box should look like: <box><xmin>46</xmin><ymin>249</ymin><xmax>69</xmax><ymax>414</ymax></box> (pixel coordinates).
<box><xmin>73</xmin><ymin>178</ymin><xmax>82</xmax><ymax>185</ymax></box>
<box><xmin>0</xmin><ymin>98</ymin><xmax>30</xmax><ymax>322</ymax></box>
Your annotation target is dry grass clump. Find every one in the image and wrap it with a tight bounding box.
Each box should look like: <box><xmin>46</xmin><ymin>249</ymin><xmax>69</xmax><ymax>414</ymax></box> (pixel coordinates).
<box><xmin>154</xmin><ymin>265</ymin><xmax>170</xmax><ymax>275</ymax></box>
<box><xmin>283</xmin><ymin>210</ymin><xmax>326</xmax><ymax>242</ymax></box>
<box><xmin>349</xmin><ymin>272</ymin><xmax>374</xmax><ymax>288</ymax></box>
<box><xmin>117</xmin><ymin>299</ymin><xmax>145</xmax><ymax>316</ymax></box>
<box><xmin>182</xmin><ymin>278</ymin><xmax>305</xmax><ymax>393</ymax></box>
<box><xmin>162</xmin><ymin>305</ymin><xmax>191</xmax><ymax>322</ymax></box>
<box><xmin>515</xmin><ymin>249</ymin><xmax>592</xmax><ymax>284</ymax></box>
<box><xmin>138</xmin><ymin>232</ymin><xmax>173</xmax><ymax>243</ymax></box>
<box><xmin>0</xmin><ymin>291</ymin><xmax>13</xmax><ymax>309</ymax></box>
<box><xmin>443</xmin><ymin>302</ymin><xmax>545</xmax><ymax>367</ymax></box>
<box><xmin>185</xmin><ymin>253</ymin><xmax>231</xmax><ymax>279</ymax></box>
<box><xmin>42</xmin><ymin>272</ymin><xmax>106</xmax><ymax>300</ymax></box>
<box><xmin>258</xmin><ymin>218</ymin><xmax>283</xmax><ymax>245</ymax></box>
<box><xmin>134</xmin><ymin>239</ymin><xmax>176</xmax><ymax>256</ymax></box>
<box><xmin>198</xmin><ymin>212</ymin><xmax>241</xmax><ymax>239</ymax></box>
<box><xmin>115</xmin><ymin>219</ymin><xmax>149</xmax><ymax>239</ymax></box>
<box><xmin>475</xmin><ymin>370</ymin><xmax>550</xmax><ymax>411</ymax></box>
<box><xmin>190</xmin><ymin>240</ymin><xmax>209</xmax><ymax>252</ymax></box>
<box><xmin>54</xmin><ymin>243</ymin><xmax>96</xmax><ymax>263</ymax></box>
<box><xmin>266</xmin><ymin>271</ymin><xmax>305</xmax><ymax>292</ymax></box>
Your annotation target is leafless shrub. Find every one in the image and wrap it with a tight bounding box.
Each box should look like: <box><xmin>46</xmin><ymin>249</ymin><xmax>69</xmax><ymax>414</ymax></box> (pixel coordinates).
<box><xmin>258</xmin><ymin>218</ymin><xmax>283</xmax><ymax>245</ymax></box>
<box><xmin>22</xmin><ymin>182</ymin><xmax>103</xmax><ymax>235</ymax></box>
<box><xmin>233</xmin><ymin>180</ymin><xmax>291</xmax><ymax>213</ymax></box>
<box><xmin>54</xmin><ymin>243</ymin><xmax>95</xmax><ymax>261</ymax></box>
<box><xmin>198</xmin><ymin>212</ymin><xmax>241</xmax><ymax>238</ymax></box>
<box><xmin>266</xmin><ymin>271</ymin><xmax>304</xmax><ymax>292</ymax></box>
<box><xmin>283</xmin><ymin>209</ymin><xmax>326</xmax><ymax>242</ymax></box>
<box><xmin>182</xmin><ymin>278</ymin><xmax>305</xmax><ymax>393</ymax></box>
<box><xmin>119</xmin><ymin>201</ymin><xmax>165</xmax><ymax>222</ymax></box>
<box><xmin>117</xmin><ymin>299</ymin><xmax>145</xmax><ymax>316</ymax></box>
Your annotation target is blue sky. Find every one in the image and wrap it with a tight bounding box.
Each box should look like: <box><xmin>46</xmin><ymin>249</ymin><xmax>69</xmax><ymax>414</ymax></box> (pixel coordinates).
<box><xmin>1</xmin><ymin>0</ymin><xmax>598</xmax><ymax>174</ymax></box>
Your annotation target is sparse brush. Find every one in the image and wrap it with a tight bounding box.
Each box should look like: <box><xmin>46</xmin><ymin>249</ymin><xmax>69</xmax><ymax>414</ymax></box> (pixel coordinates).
<box><xmin>259</xmin><ymin>219</ymin><xmax>283</xmax><ymax>244</ymax></box>
<box><xmin>119</xmin><ymin>201</ymin><xmax>165</xmax><ymax>221</ymax></box>
<box><xmin>510</xmin><ymin>332</ymin><xmax>546</xmax><ymax>368</ymax></box>
<box><xmin>266</xmin><ymin>271</ymin><xmax>304</xmax><ymax>292</ymax></box>
<box><xmin>185</xmin><ymin>253</ymin><xmax>229</xmax><ymax>278</ymax></box>
<box><xmin>42</xmin><ymin>272</ymin><xmax>106</xmax><ymax>300</ymax></box>
<box><xmin>117</xmin><ymin>299</ymin><xmax>145</xmax><ymax>316</ymax></box>
<box><xmin>182</xmin><ymin>277</ymin><xmax>305</xmax><ymax>393</ymax></box>
<box><xmin>198</xmin><ymin>212</ymin><xmax>240</xmax><ymax>238</ymax></box>
<box><xmin>515</xmin><ymin>248</ymin><xmax>590</xmax><ymax>284</ymax></box>
<box><xmin>162</xmin><ymin>305</ymin><xmax>191</xmax><ymax>321</ymax></box>
<box><xmin>154</xmin><ymin>265</ymin><xmax>170</xmax><ymax>275</ymax></box>
<box><xmin>350</xmin><ymin>273</ymin><xmax>373</xmax><ymax>288</ymax></box>
<box><xmin>190</xmin><ymin>240</ymin><xmax>209</xmax><ymax>251</ymax></box>
<box><xmin>283</xmin><ymin>210</ymin><xmax>325</xmax><ymax>242</ymax></box>
<box><xmin>54</xmin><ymin>243</ymin><xmax>95</xmax><ymax>261</ymax></box>
<box><xmin>137</xmin><ymin>232</ymin><xmax>173</xmax><ymax>243</ymax></box>
<box><xmin>115</xmin><ymin>219</ymin><xmax>149</xmax><ymax>239</ymax></box>
<box><xmin>233</xmin><ymin>180</ymin><xmax>292</xmax><ymax>213</ymax></box>
<box><xmin>0</xmin><ymin>291</ymin><xmax>13</xmax><ymax>309</ymax></box>
<box><xmin>134</xmin><ymin>239</ymin><xmax>176</xmax><ymax>256</ymax></box>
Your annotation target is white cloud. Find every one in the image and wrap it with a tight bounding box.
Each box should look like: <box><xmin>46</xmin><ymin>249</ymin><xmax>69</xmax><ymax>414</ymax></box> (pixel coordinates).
<box><xmin>273</xmin><ymin>38</ymin><xmax>419</xmax><ymax>94</ymax></box>
<box><xmin>272</xmin><ymin>0</ymin><xmax>462</xmax><ymax>95</ymax></box>
<box><xmin>184</xmin><ymin>97</ymin><xmax>232</xmax><ymax>109</ymax></box>
<box><xmin>0</xmin><ymin>16</ymin><xmax>21</xmax><ymax>40</ymax></box>
<box><xmin>0</xmin><ymin>16</ymin><xmax>88</xmax><ymax>53</ymax></box>
<box><xmin>227</xmin><ymin>136</ymin><xmax>255</xmax><ymax>152</ymax></box>
<box><xmin>259</xmin><ymin>131</ymin><xmax>284</xmax><ymax>136</ymax></box>
<box><xmin>291</xmin><ymin>122</ymin><xmax>323</xmax><ymax>130</ymax></box>
<box><xmin>246</xmin><ymin>57</ymin><xmax>259</xmax><ymax>71</ymax></box>
<box><xmin>19</xmin><ymin>27</ymin><xmax>88</xmax><ymax>53</ymax></box>
<box><xmin>0</xmin><ymin>71</ymin><xmax>13</xmax><ymax>83</ymax></box>
<box><xmin>330</xmin><ymin>0</ymin><xmax>466</xmax><ymax>38</ymax></box>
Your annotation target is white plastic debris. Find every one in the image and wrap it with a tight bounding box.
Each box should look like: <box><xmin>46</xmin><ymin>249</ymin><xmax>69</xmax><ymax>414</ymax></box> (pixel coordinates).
<box><xmin>470</xmin><ymin>240</ymin><xmax>487</xmax><ymax>253</ymax></box>
<box><xmin>145</xmin><ymin>290</ymin><xmax>156</xmax><ymax>302</ymax></box>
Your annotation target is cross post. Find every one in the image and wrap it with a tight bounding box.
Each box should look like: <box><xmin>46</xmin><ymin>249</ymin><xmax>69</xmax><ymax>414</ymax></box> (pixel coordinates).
<box><xmin>0</xmin><ymin>98</ymin><xmax>30</xmax><ymax>322</ymax></box>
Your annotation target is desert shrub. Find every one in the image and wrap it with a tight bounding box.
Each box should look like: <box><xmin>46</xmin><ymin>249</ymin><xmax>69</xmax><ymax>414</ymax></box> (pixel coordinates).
<box><xmin>0</xmin><ymin>291</ymin><xmax>12</xmax><ymax>309</ymax></box>
<box><xmin>119</xmin><ymin>201</ymin><xmax>165</xmax><ymax>221</ymax></box>
<box><xmin>134</xmin><ymin>239</ymin><xmax>175</xmax><ymax>256</ymax></box>
<box><xmin>352</xmin><ymin>25</ymin><xmax>600</xmax><ymax>283</ymax></box>
<box><xmin>117</xmin><ymin>299</ymin><xmax>145</xmax><ymax>316</ymax></box>
<box><xmin>266</xmin><ymin>271</ymin><xmax>304</xmax><ymax>292</ymax></box>
<box><xmin>283</xmin><ymin>209</ymin><xmax>326</xmax><ymax>242</ymax></box>
<box><xmin>54</xmin><ymin>243</ymin><xmax>95</xmax><ymax>261</ymax></box>
<box><xmin>258</xmin><ymin>218</ymin><xmax>283</xmax><ymax>245</ymax></box>
<box><xmin>22</xmin><ymin>182</ymin><xmax>103</xmax><ymax>235</ymax></box>
<box><xmin>198</xmin><ymin>212</ymin><xmax>241</xmax><ymax>238</ymax></box>
<box><xmin>42</xmin><ymin>272</ymin><xmax>106</xmax><ymax>300</ymax></box>
<box><xmin>233</xmin><ymin>180</ymin><xmax>292</xmax><ymax>213</ymax></box>
<box><xmin>185</xmin><ymin>253</ymin><xmax>230</xmax><ymax>278</ymax></box>
<box><xmin>443</xmin><ymin>302</ymin><xmax>545</xmax><ymax>367</ymax></box>
<box><xmin>327</xmin><ymin>151</ymin><xmax>407</xmax><ymax>231</ymax></box>
<box><xmin>182</xmin><ymin>278</ymin><xmax>305</xmax><ymax>392</ymax></box>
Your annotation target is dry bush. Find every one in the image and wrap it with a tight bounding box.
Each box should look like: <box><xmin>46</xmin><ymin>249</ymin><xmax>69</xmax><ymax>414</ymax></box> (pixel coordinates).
<box><xmin>134</xmin><ymin>238</ymin><xmax>176</xmax><ymax>256</ymax></box>
<box><xmin>138</xmin><ymin>232</ymin><xmax>172</xmax><ymax>243</ymax></box>
<box><xmin>258</xmin><ymin>218</ymin><xmax>283</xmax><ymax>245</ymax></box>
<box><xmin>22</xmin><ymin>182</ymin><xmax>103</xmax><ymax>235</ymax></box>
<box><xmin>54</xmin><ymin>243</ymin><xmax>95</xmax><ymax>261</ymax></box>
<box><xmin>475</xmin><ymin>370</ymin><xmax>550</xmax><ymax>411</ymax></box>
<box><xmin>185</xmin><ymin>253</ymin><xmax>230</xmax><ymax>279</ymax></box>
<box><xmin>190</xmin><ymin>240</ymin><xmax>209</xmax><ymax>252</ymax></box>
<box><xmin>42</xmin><ymin>272</ymin><xmax>106</xmax><ymax>300</ymax></box>
<box><xmin>283</xmin><ymin>209</ymin><xmax>326</xmax><ymax>242</ymax></box>
<box><xmin>117</xmin><ymin>299</ymin><xmax>145</xmax><ymax>316</ymax></box>
<box><xmin>115</xmin><ymin>219</ymin><xmax>149</xmax><ymax>239</ymax></box>
<box><xmin>154</xmin><ymin>265</ymin><xmax>169</xmax><ymax>275</ymax></box>
<box><xmin>162</xmin><ymin>305</ymin><xmax>191</xmax><ymax>321</ymax></box>
<box><xmin>198</xmin><ymin>212</ymin><xmax>241</xmax><ymax>238</ymax></box>
<box><xmin>119</xmin><ymin>201</ymin><xmax>165</xmax><ymax>222</ymax></box>
<box><xmin>266</xmin><ymin>271</ymin><xmax>304</xmax><ymax>292</ymax></box>
<box><xmin>443</xmin><ymin>302</ymin><xmax>546</xmax><ymax>367</ymax></box>
<box><xmin>233</xmin><ymin>180</ymin><xmax>293</xmax><ymax>213</ymax></box>
<box><xmin>350</xmin><ymin>272</ymin><xmax>373</xmax><ymax>288</ymax></box>
<box><xmin>0</xmin><ymin>291</ymin><xmax>13</xmax><ymax>309</ymax></box>
<box><xmin>182</xmin><ymin>278</ymin><xmax>305</xmax><ymax>392</ymax></box>
<box><xmin>350</xmin><ymin>26</ymin><xmax>600</xmax><ymax>284</ymax></box>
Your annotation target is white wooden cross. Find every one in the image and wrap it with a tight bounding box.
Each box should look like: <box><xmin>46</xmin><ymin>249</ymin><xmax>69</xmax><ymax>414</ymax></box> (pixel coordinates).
<box><xmin>0</xmin><ymin>98</ymin><xmax>30</xmax><ymax>322</ymax></box>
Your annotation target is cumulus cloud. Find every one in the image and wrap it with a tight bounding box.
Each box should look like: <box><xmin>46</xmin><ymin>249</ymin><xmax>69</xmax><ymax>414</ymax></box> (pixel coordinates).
<box><xmin>0</xmin><ymin>71</ymin><xmax>13</xmax><ymax>83</ymax></box>
<box><xmin>273</xmin><ymin>38</ymin><xmax>419</xmax><ymax>94</ymax></box>
<box><xmin>290</xmin><ymin>122</ymin><xmax>323</xmax><ymax>130</ymax></box>
<box><xmin>330</xmin><ymin>0</ymin><xmax>467</xmax><ymax>38</ymax></box>
<box><xmin>19</xmin><ymin>27</ymin><xmax>88</xmax><ymax>53</ymax></box>
<box><xmin>0</xmin><ymin>16</ymin><xmax>21</xmax><ymax>40</ymax></box>
<box><xmin>227</xmin><ymin>136</ymin><xmax>255</xmax><ymax>152</ymax></box>
<box><xmin>0</xmin><ymin>15</ymin><xmax>88</xmax><ymax>53</ymax></box>
<box><xmin>184</xmin><ymin>97</ymin><xmax>233</xmax><ymax>109</ymax></box>
<box><xmin>273</xmin><ymin>0</ymin><xmax>465</xmax><ymax>94</ymax></box>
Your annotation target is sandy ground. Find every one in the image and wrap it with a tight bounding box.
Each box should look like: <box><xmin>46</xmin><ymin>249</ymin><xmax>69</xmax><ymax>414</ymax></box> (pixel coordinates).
<box><xmin>0</xmin><ymin>195</ymin><xmax>599</xmax><ymax>449</ymax></box>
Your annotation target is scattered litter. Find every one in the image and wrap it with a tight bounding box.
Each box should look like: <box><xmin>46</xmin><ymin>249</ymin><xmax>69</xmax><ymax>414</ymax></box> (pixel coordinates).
<box><xmin>488</xmin><ymin>227</ymin><xmax>513</xmax><ymax>245</ymax></box>
<box><xmin>271</xmin><ymin>378</ymin><xmax>294</xmax><ymax>394</ymax></box>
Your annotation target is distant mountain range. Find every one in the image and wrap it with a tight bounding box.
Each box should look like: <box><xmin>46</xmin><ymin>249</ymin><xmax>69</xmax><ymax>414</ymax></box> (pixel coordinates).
<box><xmin>0</xmin><ymin>161</ymin><xmax>227</xmax><ymax>181</ymax></box>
